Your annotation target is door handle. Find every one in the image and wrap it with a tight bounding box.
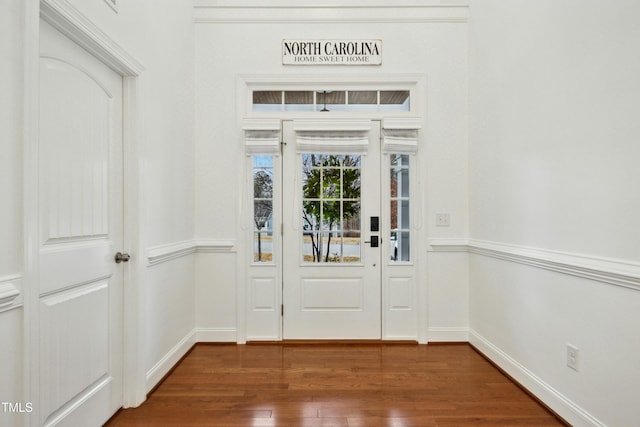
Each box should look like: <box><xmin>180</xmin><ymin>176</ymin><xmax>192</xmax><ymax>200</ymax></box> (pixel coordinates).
<box><xmin>115</xmin><ymin>252</ymin><xmax>131</xmax><ymax>263</ymax></box>
<box><xmin>364</xmin><ymin>236</ymin><xmax>380</xmax><ymax>247</ymax></box>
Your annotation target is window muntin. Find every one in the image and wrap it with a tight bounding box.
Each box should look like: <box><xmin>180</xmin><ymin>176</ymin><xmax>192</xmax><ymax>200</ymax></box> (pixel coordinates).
<box><xmin>390</xmin><ymin>154</ymin><xmax>410</xmax><ymax>262</ymax></box>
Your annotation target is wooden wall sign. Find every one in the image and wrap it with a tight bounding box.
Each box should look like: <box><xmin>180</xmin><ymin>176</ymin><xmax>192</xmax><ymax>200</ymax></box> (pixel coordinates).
<box><xmin>282</xmin><ymin>39</ymin><xmax>382</xmax><ymax>65</ymax></box>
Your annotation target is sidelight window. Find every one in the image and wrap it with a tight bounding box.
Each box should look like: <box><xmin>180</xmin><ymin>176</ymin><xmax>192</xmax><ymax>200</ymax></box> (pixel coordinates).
<box><xmin>253</xmin><ymin>156</ymin><xmax>274</xmax><ymax>262</ymax></box>
<box><xmin>390</xmin><ymin>154</ymin><xmax>410</xmax><ymax>262</ymax></box>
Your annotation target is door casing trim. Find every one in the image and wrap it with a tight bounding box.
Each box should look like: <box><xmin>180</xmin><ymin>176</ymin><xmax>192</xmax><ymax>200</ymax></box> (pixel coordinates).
<box><xmin>239</xmin><ymin>109</ymin><xmax>427</xmax><ymax>343</ymax></box>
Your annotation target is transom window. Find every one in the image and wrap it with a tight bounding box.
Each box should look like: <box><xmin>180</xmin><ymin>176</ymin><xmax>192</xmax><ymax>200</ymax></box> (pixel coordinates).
<box><xmin>253</xmin><ymin>90</ymin><xmax>410</xmax><ymax>113</ymax></box>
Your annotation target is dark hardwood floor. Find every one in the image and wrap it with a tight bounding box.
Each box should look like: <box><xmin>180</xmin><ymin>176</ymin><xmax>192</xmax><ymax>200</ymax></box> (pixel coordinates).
<box><xmin>105</xmin><ymin>343</ymin><xmax>565</xmax><ymax>426</ymax></box>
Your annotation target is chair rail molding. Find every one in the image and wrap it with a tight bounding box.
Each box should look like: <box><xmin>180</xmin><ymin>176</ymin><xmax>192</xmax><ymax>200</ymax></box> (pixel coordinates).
<box><xmin>429</xmin><ymin>238</ymin><xmax>640</xmax><ymax>291</ymax></box>
<box><xmin>0</xmin><ymin>275</ymin><xmax>22</xmax><ymax>312</ymax></box>
<box><xmin>146</xmin><ymin>240</ymin><xmax>198</xmax><ymax>266</ymax></box>
<box><xmin>428</xmin><ymin>238</ymin><xmax>470</xmax><ymax>253</ymax></box>
<box><xmin>195</xmin><ymin>239</ymin><xmax>237</xmax><ymax>254</ymax></box>
<box><xmin>147</xmin><ymin>239</ymin><xmax>237</xmax><ymax>266</ymax></box>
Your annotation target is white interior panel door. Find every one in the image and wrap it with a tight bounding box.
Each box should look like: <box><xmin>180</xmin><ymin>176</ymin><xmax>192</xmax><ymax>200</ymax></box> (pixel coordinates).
<box><xmin>38</xmin><ymin>20</ymin><xmax>124</xmax><ymax>426</ymax></box>
<box><xmin>282</xmin><ymin>120</ymin><xmax>381</xmax><ymax>339</ymax></box>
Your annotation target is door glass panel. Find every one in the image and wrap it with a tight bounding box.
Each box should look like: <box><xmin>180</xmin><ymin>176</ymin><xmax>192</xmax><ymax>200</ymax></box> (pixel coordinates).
<box><xmin>302</xmin><ymin>154</ymin><xmax>361</xmax><ymax>263</ymax></box>
<box><xmin>390</xmin><ymin>154</ymin><xmax>410</xmax><ymax>261</ymax></box>
<box><xmin>253</xmin><ymin>155</ymin><xmax>274</xmax><ymax>262</ymax></box>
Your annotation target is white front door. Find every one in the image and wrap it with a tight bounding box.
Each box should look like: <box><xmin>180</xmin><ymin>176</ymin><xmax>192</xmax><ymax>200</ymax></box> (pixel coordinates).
<box><xmin>38</xmin><ymin>20</ymin><xmax>124</xmax><ymax>425</ymax></box>
<box><xmin>282</xmin><ymin>120</ymin><xmax>382</xmax><ymax>339</ymax></box>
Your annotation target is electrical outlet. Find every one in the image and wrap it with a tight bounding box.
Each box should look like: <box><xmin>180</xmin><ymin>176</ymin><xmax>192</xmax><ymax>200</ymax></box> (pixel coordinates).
<box><xmin>436</xmin><ymin>213</ymin><xmax>451</xmax><ymax>227</ymax></box>
<box><xmin>566</xmin><ymin>344</ymin><xmax>579</xmax><ymax>371</ymax></box>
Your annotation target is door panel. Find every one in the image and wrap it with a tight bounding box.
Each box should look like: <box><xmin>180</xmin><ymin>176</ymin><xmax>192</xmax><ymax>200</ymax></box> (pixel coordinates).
<box><xmin>301</xmin><ymin>278</ymin><xmax>364</xmax><ymax>310</ymax></box>
<box><xmin>282</xmin><ymin>121</ymin><xmax>381</xmax><ymax>339</ymax></box>
<box><xmin>39</xmin><ymin>20</ymin><xmax>123</xmax><ymax>426</ymax></box>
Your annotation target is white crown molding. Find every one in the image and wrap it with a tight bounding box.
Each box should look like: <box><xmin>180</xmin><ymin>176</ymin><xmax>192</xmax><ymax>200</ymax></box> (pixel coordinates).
<box><xmin>0</xmin><ymin>276</ymin><xmax>22</xmax><ymax>312</ymax></box>
<box><xmin>194</xmin><ymin>1</ymin><xmax>468</xmax><ymax>24</ymax></box>
<box><xmin>429</xmin><ymin>239</ymin><xmax>640</xmax><ymax>291</ymax></box>
<box><xmin>194</xmin><ymin>0</ymin><xmax>469</xmax><ymax>7</ymax></box>
<box><xmin>40</xmin><ymin>0</ymin><xmax>144</xmax><ymax>76</ymax></box>
<box><xmin>469</xmin><ymin>329</ymin><xmax>605</xmax><ymax>427</ymax></box>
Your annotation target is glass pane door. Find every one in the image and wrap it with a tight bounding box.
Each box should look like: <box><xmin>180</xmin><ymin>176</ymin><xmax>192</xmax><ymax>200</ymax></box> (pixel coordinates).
<box><xmin>282</xmin><ymin>121</ymin><xmax>381</xmax><ymax>339</ymax></box>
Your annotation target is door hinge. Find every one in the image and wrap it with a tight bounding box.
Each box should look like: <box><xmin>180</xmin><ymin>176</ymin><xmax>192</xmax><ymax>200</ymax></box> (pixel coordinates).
<box><xmin>281</xmin><ymin>304</ymin><xmax>284</xmax><ymax>316</ymax></box>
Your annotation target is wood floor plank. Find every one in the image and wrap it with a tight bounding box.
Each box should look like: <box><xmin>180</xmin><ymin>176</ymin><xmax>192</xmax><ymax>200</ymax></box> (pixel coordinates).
<box><xmin>105</xmin><ymin>343</ymin><xmax>566</xmax><ymax>427</ymax></box>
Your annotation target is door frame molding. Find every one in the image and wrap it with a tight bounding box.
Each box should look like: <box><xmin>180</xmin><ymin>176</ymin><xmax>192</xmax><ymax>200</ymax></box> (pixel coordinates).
<box><xmin>23</xmin><ymin>1</ymin><xmax>145</xmax><ymax>423</ymax></box>
<box><xmin>237</xmin><ymin>74</ymin><xmax>428</xmax><ymax>344</ymax></box>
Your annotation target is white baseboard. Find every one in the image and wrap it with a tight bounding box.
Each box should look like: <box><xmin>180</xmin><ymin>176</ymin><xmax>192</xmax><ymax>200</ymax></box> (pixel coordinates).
<box><xmin>145</xmin><ymin>329</ymin><xmax>197</xmax><ymax>393</ymax></box>
<box><xmin>428</xmin><ymin>326</ymin><xmax>469</xmax><ymax>342</ymax></box>
<box><xmin>196</xmin><ymin>327</ymin><xmax>238</xmax><ymax>342</ymax></box>
<box><xmin>469</xmin><ymin>329</ymin><xmax>605</xmax><ymax>427</ymax></box>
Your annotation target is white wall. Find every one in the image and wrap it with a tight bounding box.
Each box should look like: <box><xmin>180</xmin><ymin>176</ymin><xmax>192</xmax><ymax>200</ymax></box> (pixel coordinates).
<box><xmin>1</xmin><ymin>1</ymin><xmax>25</xmax><ymax>426</ymax></box>
<box><xmin>469</xmin><ymin>1</ymin><xmax>640</xmax><ymax>425</ymax></box>
<box><xmin>194</xmin><ymin>3</ymin><xmax>470</xmax><ymax>342</ymax></box>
